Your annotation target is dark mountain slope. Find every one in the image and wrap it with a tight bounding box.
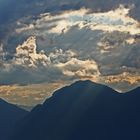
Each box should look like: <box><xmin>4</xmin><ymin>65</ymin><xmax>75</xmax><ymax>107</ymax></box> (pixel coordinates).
<box><xmin>0</xmin><ymin>99</ymin><xmax>28</xmax><ymax>140</ymax></box>
<box><xmin>10</xmin><ymin>80</ymin><xmax>140</xmax><ymax>140</ymax></box>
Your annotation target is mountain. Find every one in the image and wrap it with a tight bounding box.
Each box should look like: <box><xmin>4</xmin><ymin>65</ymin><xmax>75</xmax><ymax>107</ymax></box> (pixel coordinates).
<box><xmin>0</xmin><ymin>99</ymin><xmax>28</xmax><ymax>140</ymax></box>
<box><xmin>9</xmin><ymin>80</ymin><xmax>140</xmax><ymax>140</ymax></box>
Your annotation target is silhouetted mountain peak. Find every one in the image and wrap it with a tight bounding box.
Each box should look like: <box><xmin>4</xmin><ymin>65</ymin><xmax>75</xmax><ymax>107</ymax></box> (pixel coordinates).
<box><xmin>69</xmin><ymin>80</ymin><xmax>114</xmax><ymax>90</ymax></box>
<box><xmin>70</xmin><ymin>80</ymin><xmax>101</xmax><ymax>87</ymax></box>
<box><xmin>47</xmin><ymin>80</ymin><xmax>118</xmax><ymax>103</ymax></box>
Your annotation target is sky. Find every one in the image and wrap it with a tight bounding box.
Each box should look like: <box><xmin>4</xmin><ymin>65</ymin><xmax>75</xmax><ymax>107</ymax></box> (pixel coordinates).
<box><xmin>0</xmin><ymin>0</ymin><xmax>140</xmax><ymax>106</ymax></box>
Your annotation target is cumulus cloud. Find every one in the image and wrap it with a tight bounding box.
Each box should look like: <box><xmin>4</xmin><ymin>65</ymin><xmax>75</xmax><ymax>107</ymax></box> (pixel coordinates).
<box><xmin>14</xmin><ymin>36</ymin><xmax>50</xmax><ymax>67</ymax></box>
<box><xmin>13</xmin><ymin>36</ymin><xmax>78</xmax><ymax>69</ymax></box>
<box><xmin>56</xmin><ymin>58</ymin><xmax>100</xmax><ymax>80</ymax></box>
<box><xmin>0</xmin><ymin>36</ymin><xmax>101</xmax><ymax>84</ymax></box>
<box><xmin>13</xmin><ymin>36</ymin><xmax>78</xmax><ymax>68</ymax></box>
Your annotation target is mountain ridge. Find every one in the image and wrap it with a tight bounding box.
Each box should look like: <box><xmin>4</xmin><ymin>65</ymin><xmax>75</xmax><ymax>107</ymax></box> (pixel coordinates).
<box><xmin>9</xmin><ymin>80</ymin><xmax>140</xmax><ymax>140</ymax></box>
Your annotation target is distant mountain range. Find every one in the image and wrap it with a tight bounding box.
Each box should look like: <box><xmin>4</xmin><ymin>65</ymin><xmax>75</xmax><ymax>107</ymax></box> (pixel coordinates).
<box><xmin>1</xmin><ymin>80</ymin><xmax>140</xmax><ymax>140</ymax></box>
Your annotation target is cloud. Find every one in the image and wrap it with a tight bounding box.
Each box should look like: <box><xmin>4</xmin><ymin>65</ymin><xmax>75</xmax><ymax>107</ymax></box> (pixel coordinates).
<box><xmin>2</xmin><ymin>57</ymin><xmax>100</xmax><ymax>85</ymax></box>
<box><xmin>1</xmin><ymin>35</ymin><xmax>139</xmax><ymax>90</ymax></box>
<box><xmin>15</xmin><ymin>23</ymin><xmax>34</xmax><ymax>34</ymax></box>
<box><xmin>48</xmin><ymin>49</ymin><xmax>77</xmax><ymax>64</ymax></box>
<box><xmin>97</xmin><ymin>31</ymin><xmax>136</xmax><ymax>54</ymax></box>
<box><xmin>1</xmin><ymin>35</ymin><xmax>140</xmax><ymax>93</ymax></box>
<box><xmin>1</xmin><ymin>57</ymin><xmax>101</xmax><ymax>90</ymax></box>
<box><xmin>14</xmin><ymin>36</ymin><xmax>50</xmax><ymax>67</ymax></box>
<box><xmin>13</xmin><ymin>36</ymin><xmax>77</xmax><ymax>68</ymax></box>
<box><xmin>104</xmin><ymin>72</ymin><xmax>140</xmax><ymax>85</ymax></box>
<box><xmin>15</xmin><ymin>5</ymin><xmax>140</xmax><ymax>35</ymax></box>
<box><xmin>0</xmin><ymin>36</ymin><xmax>101</xmax><ymax>84</ymax></box>
<box><xmin>56</xmin><ymin>58</ymin><xmax>100</xmax><ymax>80</ymax></box>
<box><xmin>0</xmin><ymin>63</ymin><xmax>62</xmax><ymax>85</ymax></box>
